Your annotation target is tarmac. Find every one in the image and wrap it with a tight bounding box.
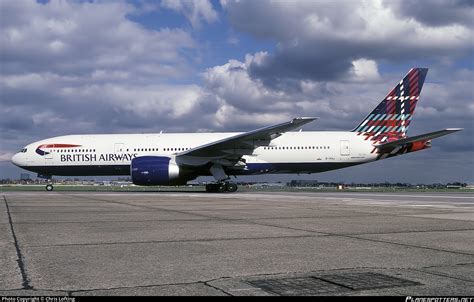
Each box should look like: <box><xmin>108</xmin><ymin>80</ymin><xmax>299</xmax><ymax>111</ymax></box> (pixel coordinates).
<box><xmin>1</xmin><ymin>190</ymin><xmax>473</xmax><ymax>296</ymax></box>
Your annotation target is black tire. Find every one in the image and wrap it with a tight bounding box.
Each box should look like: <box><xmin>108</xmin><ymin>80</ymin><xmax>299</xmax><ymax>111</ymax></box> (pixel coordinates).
<box><xmin>217</xmin><ymin>183</ymin><xmax>227</xmax><ymax>193</ymax></box>
<box><xmin>227</xmin><ymin>183</ymin><xmax>238</xmax><ymax>192</ymax></box>
<box><xmin>45</xmin><ymin>184</ymin><xmax>53</xmax><ymax>191</ymax></box>
<box><xmin>205</xmin><ymin>184</ymin><xmax>214</xmax><ymax>192</ymax></box>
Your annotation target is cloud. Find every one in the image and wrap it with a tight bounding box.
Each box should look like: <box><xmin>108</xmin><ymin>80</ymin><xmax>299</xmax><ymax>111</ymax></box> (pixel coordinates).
<box><xmin>386</xmin><ymin>0</ymin><xmax>474</xmax><ymax>27</ymax></box>
<box><xmin>0</xmin><ymin>0</ymin><xmax>217</xmax><ymax>160</ymax></box>
<box><xmin>204</xmin><ymin>54</ymin><xmax>387</xmax><ymax>131</ymax></box>
<box><xmin>203</xmin><ymin>56</ymin><xmax>473</xmax><ymax>159</ymax></box>
<box><xmin>211</xmin><ymin>0</ymin><xmax>473</xmax><ymax>164</ymax></box>
<box><xmin>161</xmin><ymin>0</ymin><xmax>218</xmax><ymax>28</ymax></box>
<box><xmin>350</xmin><ymin>59</ymin><xmax>381</xmax><ymax>82</ymax></box>
<box><xmin>1</xmin><ymin>0</ymin><xmax>195</xmax><ymax>79</ymax></box>
<box><xmin>221</xmin><ymin>0</ymin><xmax>473</xmax><ymax>84</ymax></box>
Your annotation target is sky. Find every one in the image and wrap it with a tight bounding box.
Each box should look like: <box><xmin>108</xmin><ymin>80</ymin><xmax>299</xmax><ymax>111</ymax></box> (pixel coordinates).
<box><xmin>0</xmin><ymin>0</ymin><xmax>473</xmax><ymax>183</ymax></box>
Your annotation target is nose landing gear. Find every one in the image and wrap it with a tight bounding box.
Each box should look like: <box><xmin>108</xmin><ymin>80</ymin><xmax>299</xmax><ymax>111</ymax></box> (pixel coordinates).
<box><xmin>37</xmin><ymin>174</ymin><xmax>54</xmax><ymax>191</ymax></box>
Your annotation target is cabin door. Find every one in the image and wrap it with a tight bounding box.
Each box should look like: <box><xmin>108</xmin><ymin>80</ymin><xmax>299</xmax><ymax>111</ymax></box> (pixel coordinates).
<box><xmin>340</xmin><ymin>140</ymin><xmax>350</xmax><ymax>156</ymax></box>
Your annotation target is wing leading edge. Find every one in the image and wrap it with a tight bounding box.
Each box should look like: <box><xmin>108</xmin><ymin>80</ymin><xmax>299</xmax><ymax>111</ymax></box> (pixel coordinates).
<box><xmin>175</xmin><ymin>117</ymin><xmax>318</xmax><ymax>166</ymax></box>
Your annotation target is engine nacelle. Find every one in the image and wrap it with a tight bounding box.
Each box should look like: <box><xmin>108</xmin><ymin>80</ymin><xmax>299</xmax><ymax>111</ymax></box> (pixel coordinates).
<box><xmin>131</xmin><ymin>156</ymin><xmax>181</xmax><ymax>186</ymax></box>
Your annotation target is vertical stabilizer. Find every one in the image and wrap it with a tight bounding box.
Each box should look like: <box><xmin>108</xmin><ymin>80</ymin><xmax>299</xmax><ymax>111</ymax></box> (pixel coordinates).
<box><xmin>352</xmin><ymin>68</ymin><xmax>428</xmax><ymax>142</ymax></box>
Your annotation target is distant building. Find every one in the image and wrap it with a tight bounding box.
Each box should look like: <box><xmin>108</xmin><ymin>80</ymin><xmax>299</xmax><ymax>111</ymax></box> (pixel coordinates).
<box><xmin>446</xmin><ymin>185</ymin><xmax>462</xmax><ymax>189</ymax></box>
<box><xmin>288</xmin><ymin>180</ymin><xmax>319</xmax><ymax>187</ymax></box>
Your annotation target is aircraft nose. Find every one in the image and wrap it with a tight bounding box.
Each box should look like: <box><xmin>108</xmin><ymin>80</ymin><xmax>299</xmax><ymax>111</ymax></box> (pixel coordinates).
<box><xmin>11</xmin><ymin>153</ymin><xmax>22</xmax><ymax>167</ymax></box>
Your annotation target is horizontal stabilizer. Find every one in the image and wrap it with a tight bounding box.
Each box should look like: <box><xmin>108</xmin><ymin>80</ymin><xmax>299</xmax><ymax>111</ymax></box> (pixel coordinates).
<box><xmin>374</xmin><ymin>128</ymin><xmax>463</xmax><ymax>152</ymax></box>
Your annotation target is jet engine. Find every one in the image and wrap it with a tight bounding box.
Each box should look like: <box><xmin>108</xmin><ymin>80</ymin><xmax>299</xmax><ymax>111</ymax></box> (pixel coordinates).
<box><xmin>131</xmin><ymin>156</ymin><xmax>189</xmax><ymax>185</ymax></box>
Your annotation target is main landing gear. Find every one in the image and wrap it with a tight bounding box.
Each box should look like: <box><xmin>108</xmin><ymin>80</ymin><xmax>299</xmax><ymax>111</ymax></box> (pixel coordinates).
<box><xmin>205</xmin><ymin>182</ymin><xmax>238</xmax><ymax>193</ymax></box>
<box><xmin>45</xmin><ymin>183</ymin><xmax>54</xmax><ymax>191</ymax></box>
<box><xmin>206</xmin><ymin>164</ymin><xmax>238</xmax><ymax>193</ymax></box>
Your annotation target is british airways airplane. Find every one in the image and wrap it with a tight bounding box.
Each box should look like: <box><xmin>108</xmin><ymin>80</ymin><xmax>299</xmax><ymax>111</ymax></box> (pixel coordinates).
<box><xmin>11</xmin><ymin>68</ymin><xmax>461</xmax><ymax>192</ymax></box>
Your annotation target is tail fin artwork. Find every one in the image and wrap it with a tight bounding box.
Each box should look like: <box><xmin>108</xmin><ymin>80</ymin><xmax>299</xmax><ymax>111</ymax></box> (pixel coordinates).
<box><xmin>352</xmin><ymin>68</ymin><xmax>428</xmax><ymax>143</ymax></box>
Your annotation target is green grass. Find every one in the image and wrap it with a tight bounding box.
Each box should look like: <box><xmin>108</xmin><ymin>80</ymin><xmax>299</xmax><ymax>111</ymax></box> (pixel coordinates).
<box><xmin>0</xmin><ymin>184</ymin><xmax>472</xmax><ymax>193</ymax></box>
<box><xmin>0</xmin><ymin>185</ymin><xmax>204</xmax><ymax>192</ymax></box>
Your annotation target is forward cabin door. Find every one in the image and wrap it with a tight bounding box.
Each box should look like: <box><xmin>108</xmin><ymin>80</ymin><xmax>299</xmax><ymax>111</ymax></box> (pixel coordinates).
<box><xmin>340</xmin><ymin>140</ymin><xmax>350</xmax><ymax>157</ymax></box>
<box><xmin>45</xmin><ymin>144</ymin><xmax>53</xmax><ymax>164</ymax></box>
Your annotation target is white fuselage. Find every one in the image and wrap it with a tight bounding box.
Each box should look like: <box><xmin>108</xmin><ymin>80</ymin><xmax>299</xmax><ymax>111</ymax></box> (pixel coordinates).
<box><xmin>11</xmin><ymin>131</ymin><xmax>377</xmax><ymax>177</ymax></box>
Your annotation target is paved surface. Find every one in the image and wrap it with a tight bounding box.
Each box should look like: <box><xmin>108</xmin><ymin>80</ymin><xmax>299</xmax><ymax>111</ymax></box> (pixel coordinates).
<box><xmin>0</xmin><ymin>191</ymin><xmax>473</xmax><ymax>296</ymax></box>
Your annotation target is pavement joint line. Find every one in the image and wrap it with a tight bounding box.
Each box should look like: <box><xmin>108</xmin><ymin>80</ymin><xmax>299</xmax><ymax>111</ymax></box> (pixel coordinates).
<box><xmin>23</xmin><ymin>234</ymin><xmax>324</xmax><ymax>248</ymax></box>
<box><xmin>3</xmin><ymin>195</ymin><xmax>33</xmax><ymax>290</ymax></box>
<box><xmin>228</xmin><ymin>219</ymin><xmax>474</xmax><ymax>257</ymax></box>
<box><xmin>396</xmin><ymin>215</ymin><xmax>474</xmax><ymax>223</ymax></box>
<box><xmin>62</xmin><ymin>194</ymin><xmax>226</xmax><ymax>220</ymax></box>
<box><xmin>335</xmin><ymin>233</ymin><xmax>474</xmax><ymax>257</ymax></box>
<box><xmin>43</xmin><ymin>268</ymin><xmax>398</xmax><ymax>295</ymax></box>
<box><xmin>59</xmin><ymin>192</ymin><xmax>474</xmax><ymax>257</ymax></box>
<box><xmin>411</xmin><ymin>268</ymin><xmax>474</xmax><ymax>283</ymax></box>
<box><xmin>63</xmin><ymin>194</ymin><xmax>341</xmax><ymax>235</ymax></box>
<box><xmin>62</xmin><ymin>192</ymin><xmax>471</xmax><ymax>223</ymax></box>
<box><xmin>201</xmin><ymin>280</ymin><xmax>232</xmax><ymax>296</ymax></box>
<box><xmin>420</xmin><ymin>262</ymin><xmax>474</xmax><ymax>269</ymax></box>
<box><xmin>10</xmin><ymin>218</ymin><xmax>211</xmax><ymax>225</ymax></box>
<box><xmin>9</xmin><ymin>214</ymin><xmax>391</xmax><ymax>225</ymax></box>
<box><xmin>1</xmin><ymin>258</ymin><xmax>470</xmax><ymax>296</ymax></box>
<box><xmin>3</xmin><ymin>267</ymin><xmax>392</xmax><ymax>295</ymax></box>
<box><xmin>0</xmin><ymin>288</ymin><xmax>70</xmax><ymax>295</ymax></box>
<box><xmin>8</xmin><ymin>210</ymin><xmax>161</xmax><ymax>214</ymax></box>
<box><xmin>66</xmin><ymin>278</ymin><xmax>233</xmax><ymax>295</ymax></box>
<box><xmin>60</xmin><ymin>196</ymin><xmax>472</xmax><ymax>223</ymax></box>
<box><xmin>339</xmin><ymin>228</ymin><xmax>474</xmax><ymax>236</ymax></box>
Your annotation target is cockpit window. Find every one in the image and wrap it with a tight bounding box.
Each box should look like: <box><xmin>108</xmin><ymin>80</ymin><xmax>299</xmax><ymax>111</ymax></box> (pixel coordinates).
<box><xmin>20</xmin><ymin>148</ymin><xmax>27</xmax><ymax>153</ymax></box>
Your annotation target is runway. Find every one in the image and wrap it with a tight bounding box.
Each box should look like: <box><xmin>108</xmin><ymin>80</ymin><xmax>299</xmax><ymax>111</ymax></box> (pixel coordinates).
<box><xmin>1</xmin><ymin>191</ymin><xmax>473</xmax><ymax>296</ymax></box>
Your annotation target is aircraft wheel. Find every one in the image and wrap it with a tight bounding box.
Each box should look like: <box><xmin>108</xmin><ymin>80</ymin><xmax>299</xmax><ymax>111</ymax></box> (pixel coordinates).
<box><xmin>45</xmin><ymin>184</ymin><xmax>54</xmax><ymax>191</ymax></box>
<box><xmin>226</xmin><ymin>183</ymin><xmax>238</xmax><ymax>192</ymax></box>
<box><xmin>205</xmin><ymin>184</ymin><xmax>215</xmax><ymax>193</ymax></box>
<box><xmin>217</xmin><ymin>183</ymin><xmax>227</xmax><ymax>193</ymax></box>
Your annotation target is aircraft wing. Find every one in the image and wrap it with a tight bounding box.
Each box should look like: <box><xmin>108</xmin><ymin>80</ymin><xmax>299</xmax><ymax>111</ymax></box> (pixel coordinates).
<box><xmin>374</xmin><ymin>128</ymin><xmax>463</xmax><ymax>153</ymax></box>
<box><xmin>175</xmin><ymin>117</ymin><xmax>317</xmax><ymax>166</ymax></box>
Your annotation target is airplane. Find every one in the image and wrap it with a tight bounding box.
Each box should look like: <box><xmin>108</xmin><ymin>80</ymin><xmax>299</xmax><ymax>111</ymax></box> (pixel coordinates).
<box><xmin>11</xmin><ymin>68</ymin><xmax>462</xmax><ymax>192</ymax></box>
